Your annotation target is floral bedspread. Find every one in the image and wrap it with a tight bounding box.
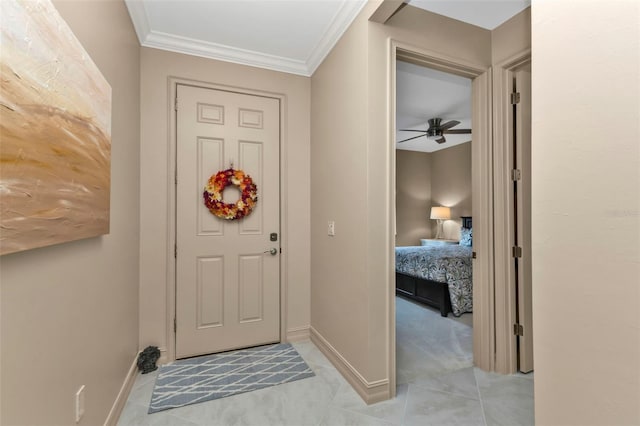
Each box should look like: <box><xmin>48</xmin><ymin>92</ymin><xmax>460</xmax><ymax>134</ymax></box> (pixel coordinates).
<box><xmin>395</xmin><ymin>245</ymin><xmax>473</xmax><ymax>316</ymax></box>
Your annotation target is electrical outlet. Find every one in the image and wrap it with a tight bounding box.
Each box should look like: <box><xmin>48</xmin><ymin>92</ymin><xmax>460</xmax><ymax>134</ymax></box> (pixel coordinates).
<box><xmin>75</xmin><ymin>385</ymin><xmax>85</xmax><ymax>423</ymax></box>
<box><xmin>328</xmin><ymin>221</ymin><xmax>335</xmax><ymax>236</ymax></box>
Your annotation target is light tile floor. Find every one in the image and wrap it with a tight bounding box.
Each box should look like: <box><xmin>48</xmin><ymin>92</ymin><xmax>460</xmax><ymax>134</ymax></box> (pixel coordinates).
<box><xmin>118</xmin><ymin>297</ymin><xmax>534</xmax><ymax>425</ymax></box>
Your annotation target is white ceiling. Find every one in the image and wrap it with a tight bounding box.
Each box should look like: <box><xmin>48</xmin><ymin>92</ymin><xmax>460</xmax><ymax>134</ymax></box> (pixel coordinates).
<box><xmin>125</xmin><ymin>0</ymin><xmax>367</xmax><ymax>76</ymax></box>
<box><xmin>408</xmin><ymin>0</ymin><xmax>530</xmax><ymax>30</ymax></box>
<box><xmin>396</xmin><ymin>61</ymin><xmax>472</xmax><ymax>153</ymax></box>
<box><xmin>125</xmin><ymin>0</ymin><xmax>530</xmax><ymax>77</ymax></box>
<box><xmin>125</xmin><ymin>0</ymin><xmax>529</xmax><ymax>153</ymax></box>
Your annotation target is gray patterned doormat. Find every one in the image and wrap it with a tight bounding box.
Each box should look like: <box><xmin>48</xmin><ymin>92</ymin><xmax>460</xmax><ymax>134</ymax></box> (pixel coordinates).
<box><xmin>148</xmin><ymin>343</ymin><xmax>314</xmax><ymax>413</ymax></box>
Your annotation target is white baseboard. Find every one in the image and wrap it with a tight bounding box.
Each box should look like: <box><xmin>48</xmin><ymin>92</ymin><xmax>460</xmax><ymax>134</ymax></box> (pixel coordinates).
<box><xmin>104</xmin><ymin>354</ymin><xmax>139</xmax><ymax>426</ymax></box>
<box><xmin>309</xmin><ymin>326</ymin><xmax>390</xmax><ymax>404</ymax></box>
<box><xmin>286</xmin><ymin>325</ymin><xmax>310</xmax><ymax>342</ymax></box>
<box><xmin>157</xmin><ymin>346</ymin><xmax>169</xmax><ymax>365</ymax></box>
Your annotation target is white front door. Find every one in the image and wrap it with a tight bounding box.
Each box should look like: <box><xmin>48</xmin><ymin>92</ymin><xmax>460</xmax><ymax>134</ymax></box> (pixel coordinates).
<box><xmin>175</xmin><ymin>84</ymin><xmax>280</xmax><ymax>359</ymax></box>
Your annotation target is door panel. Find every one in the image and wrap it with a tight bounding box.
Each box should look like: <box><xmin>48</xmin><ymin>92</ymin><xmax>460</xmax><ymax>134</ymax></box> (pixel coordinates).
<box><xmin>196</xmin><ymin>138</ymin><xmax>224</xmax><ymax>236</ymax></box>
<box><xmin>515</xmin><ymin>67</ymin><xmax>533</xmax><ymax>373</ymax></box>
<box><xmin>238</xmin><ymin>255</ymin><xmax>264</xmax><ymax>323</ymax></box>
<box><xmin>175</xmin><ymin>84</ymin><xmax>280</xmax><ymax>359</ymax></box>
<box><xmin>238</xmin><ymin>140</ymin><xmax>264</xmax><ymax>235</ymax></box>
<box><xmin>196</xmin><ymin>256</ymin><xmax>224</xmax><ymax>328</ymax></box>
<box><xmin>471</xmin><ymin>70</ymin><xmax>495</xmax><ymax>371</ymax></box>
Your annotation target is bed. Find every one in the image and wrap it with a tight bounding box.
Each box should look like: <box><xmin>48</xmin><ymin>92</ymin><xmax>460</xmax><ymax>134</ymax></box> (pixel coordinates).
<box><xmin>395</xmin><ymin>217</ymin><xmax>473</xmax><ymax>317</ymax></box>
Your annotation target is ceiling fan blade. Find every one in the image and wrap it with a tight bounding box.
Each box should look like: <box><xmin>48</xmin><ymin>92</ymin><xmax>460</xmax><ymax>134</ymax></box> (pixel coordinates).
<box><xmin>399</xmin><ymin>129</ymin><xmax>428</xmax><ymax>133</ymax></box>
<box><xmin>397</xmin><ymin>133</ymin><xmax>426</xmax><ymax>143</ymax></box>
<box><xmin>443</xmin><ymin>129</ymin><xmax>472</xmax><ymax>134</ymax></box>
<box><xmin>435</xmin><ymin>136</ymin><xmax>446</xmax><ymax>144</ymax></box>
<box><xmin>439</xmin><ymin>120</ymin><xmax>461</xmax><ymax>130</ymax></box>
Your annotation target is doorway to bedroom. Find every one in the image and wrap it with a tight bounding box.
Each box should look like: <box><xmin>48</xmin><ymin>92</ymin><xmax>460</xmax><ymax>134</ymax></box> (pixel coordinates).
<box><xmin>390</xmin><ymin>44</ymin><xmax>534</xmax><ymax>396</ymax></box>
<box><xmin>394</xmin><ymin>59</ymin><xmax>475</xmax><ymax>384</ymax></box>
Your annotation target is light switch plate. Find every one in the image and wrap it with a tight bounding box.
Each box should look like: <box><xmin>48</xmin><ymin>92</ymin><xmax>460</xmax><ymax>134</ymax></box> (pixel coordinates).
<box><xmin>328</xmin><ymin>221</ymin><xmax>335</xmax><ymax>236</ymax></box>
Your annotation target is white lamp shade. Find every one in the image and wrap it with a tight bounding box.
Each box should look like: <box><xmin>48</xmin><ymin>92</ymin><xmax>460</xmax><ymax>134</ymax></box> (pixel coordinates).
<box><xmin>430</xmin><ymin>206</ymin><xmax>451</xmax><ymax>220</ymax></box>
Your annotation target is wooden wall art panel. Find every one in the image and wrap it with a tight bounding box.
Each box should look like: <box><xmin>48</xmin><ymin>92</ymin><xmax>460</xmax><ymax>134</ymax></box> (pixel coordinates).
<box><xmin>0</xmin><ymin>0</ymin><xmax>112</xmax><ymax>255</ymax></box>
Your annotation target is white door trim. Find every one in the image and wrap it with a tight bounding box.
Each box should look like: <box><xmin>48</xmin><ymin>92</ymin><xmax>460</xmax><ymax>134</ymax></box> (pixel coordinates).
<box><xmin>388</xmin><ymin>39</ymin><xmax>495</xmax><ymax>388</ymax></box>
<box><xmin>165</xmin><ymin>77</ymin><xmax>289</xmax><ymax>362</ymax></box>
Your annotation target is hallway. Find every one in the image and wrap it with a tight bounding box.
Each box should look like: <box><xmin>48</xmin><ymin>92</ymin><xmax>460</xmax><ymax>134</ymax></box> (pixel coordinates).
<box><xmin>117</xmin><ymin>296</ymin><xmax>533</xmax><ymax>425</ymax></box>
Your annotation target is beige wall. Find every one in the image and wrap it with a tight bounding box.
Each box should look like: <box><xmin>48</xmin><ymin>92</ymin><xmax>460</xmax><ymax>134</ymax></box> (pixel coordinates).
<box><xmin>311</xmin><ymin>1</ymin><xmax>491</xmax><ymax>396</ymax></box>
<box><xmin>431</xmin><ymin>142</ymin><xmax>472</xmax><ymax>240</ymax></box>
<box><xmin>139</xmin><ymin>48</ymin><xmax>311</xmax><ymax>358</ymax></box>
<box><xmin>532</xmin><ymin>1</ymin><xmax>640</xmax><ymax>424</ymax></box>
<box><xmin>492</xmin><ymin>7</ymin><xmax>531</xmax><ymax>65</ymax></box>
<box><xmin>310</xmin><ymin>2</ymin><xmax>371</xmax><ymax>380</ymax></box>
<box><xmin>0</xmin><ymin>0</ymin><xmax>141</xmax><ymax>424</ymax></box>
<box><xmin>395</xmin><ymin>143</ymin><xmax>471</xmax><ymax>246</ymax></box>
<box><xmin>395</xmin><ymin>150</ymin><xmax>432</xmax><ymax>246</ymax></box>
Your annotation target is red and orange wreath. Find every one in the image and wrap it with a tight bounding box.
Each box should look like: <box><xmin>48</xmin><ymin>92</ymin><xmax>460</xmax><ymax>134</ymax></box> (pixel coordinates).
<box><xmin>203</xmin><ymin>168</ymin><xmax>258</xmax><ymax>220</ymax></box>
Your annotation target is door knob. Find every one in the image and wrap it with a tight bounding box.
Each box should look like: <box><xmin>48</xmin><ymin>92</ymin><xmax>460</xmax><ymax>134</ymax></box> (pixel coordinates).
<box><xmin>264</xmin><ymin>248</ymin><xmax>278</xmax><ymax>255</ymax></box>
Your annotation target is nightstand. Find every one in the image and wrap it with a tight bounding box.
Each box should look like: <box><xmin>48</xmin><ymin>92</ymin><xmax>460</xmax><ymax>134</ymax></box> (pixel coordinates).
<box><xmin>420</xmin><ymin>238</ymin><xmax>459</xmax><ymax>246</ymax></box>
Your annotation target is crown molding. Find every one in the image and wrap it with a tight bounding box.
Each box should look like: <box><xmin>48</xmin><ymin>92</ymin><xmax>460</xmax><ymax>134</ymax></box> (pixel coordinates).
<box><xmin>125</xmin><ymin>0</ymin><xmax>366</xmax><ymax>77</ymax></box>
<box><xmin>144</xmin><ymin>31</ymin><xmax>311</xmax><ymax>76</ymax></box>
<box><xmin>124</xmin><ymin>0</ymin><xmax>150</xmax><ymax>45</ymax></box>
<box><xmin>306</xmin><ymin>0</ymin><xmax>367</xmax><ymax>74</ymax></box>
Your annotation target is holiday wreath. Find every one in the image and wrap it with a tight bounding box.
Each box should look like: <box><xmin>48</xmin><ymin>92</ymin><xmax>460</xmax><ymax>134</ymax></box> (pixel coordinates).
<box><xmin>203</xmin><ymin>168</ymin><xmax>258</xmax><ymax>220</ymax></box>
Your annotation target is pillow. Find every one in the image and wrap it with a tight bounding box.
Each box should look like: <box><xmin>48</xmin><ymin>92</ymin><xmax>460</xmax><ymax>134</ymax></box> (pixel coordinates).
<box><xmin>459</xmin><ymin>227</ymin><xmax>472</xmax><ymax>247</ymax></box>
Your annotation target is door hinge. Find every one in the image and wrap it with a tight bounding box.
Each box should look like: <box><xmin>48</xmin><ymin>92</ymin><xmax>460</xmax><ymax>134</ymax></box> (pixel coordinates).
<box><xmin>514</xmin><ymin>323</ymin><xmax>524</xmax><ymax>336</ymax></box>
<box><xmin>174</xmin><ymin>243</ymin><xmax>177</xmax><ymax>258</ymax></box>
<box><xmin>511</xmin><ymin>169</ymin><xmax>521</xmax><ymax>181</ymax></box>
<box><xmin>175</xmin><ymin>170</ymin><xmax>177</xmax><ymax>185</ymax></box>
<box><xmin>174</xmin><ymin>318</ymin><xmax>177</xmax><ymax>333</ymax></box>
<box><xmin>472</xmin><ymin>251</ymin><xmax>477</xmax><ymax>259</ymax></box>
<box><xmin>174</xmin><ymin>96</ymin><xmax>178</xmax><ymax>111</ymax></box>
<box><xmin>510</xmin><ymin>92</ymin><xmax>521</xmax><ymax>104</ymax></box>
<box><xmin>512</xmin><ymin>246</ymin><xmax>523</xmax><ymax>258</ymax></box>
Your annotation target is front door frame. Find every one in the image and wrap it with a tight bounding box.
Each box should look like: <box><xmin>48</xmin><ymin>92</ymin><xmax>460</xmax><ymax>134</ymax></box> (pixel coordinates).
<box><xmin>165</xmin><ymin>77</ymin><xmax>288</xmax><ymax>362</ymax></box>
<box><xmin>388</xmin><ymin>40</ymin><xmax>495</xmax><ymax>390</ymax></box>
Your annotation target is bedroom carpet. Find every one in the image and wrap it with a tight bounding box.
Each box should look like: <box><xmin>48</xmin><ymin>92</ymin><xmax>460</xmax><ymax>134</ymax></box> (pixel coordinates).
<box><xmin>148</xmin><ymin>343</ymin><xmax>314</xmax><ymax>413</ymax></box>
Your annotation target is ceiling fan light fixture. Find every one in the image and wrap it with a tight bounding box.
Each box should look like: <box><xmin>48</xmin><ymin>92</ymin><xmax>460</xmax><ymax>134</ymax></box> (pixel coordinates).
<box><xmin>397</xmin><ymin>117</ymin><xmax>469</xmax><ymax>145</ymax></box>
<box><xmin>426</xmin><ymin>127</ymin><xmax>443</xmax><ymax>140</ymax></box>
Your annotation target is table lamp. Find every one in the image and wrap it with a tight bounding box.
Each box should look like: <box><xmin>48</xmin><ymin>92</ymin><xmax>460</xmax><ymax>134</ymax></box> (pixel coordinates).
<box><xmin>430</xmin><ymin>206</ymin><xmax>451</xmax><ymax>239</ymax></box>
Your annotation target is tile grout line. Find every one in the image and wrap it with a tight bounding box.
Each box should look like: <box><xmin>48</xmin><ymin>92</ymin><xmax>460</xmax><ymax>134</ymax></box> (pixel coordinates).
<box><xmin>400</xmin><ymin>383</ymin><xmax>410</xmax><ymax>426</ymax></box>
<box><xmin>338</xmin><ymin>406</ymin><xmax>396</xmax><ymax>426</ymax></box>
<box><xmin>407</xmin><ymin>377</ymin><xmax>481</xmax><ymax>402</ymax></box>
<box><xmin>473</xmin><ymin>368</ymin><xmax>489</xmax><ymax>426</ymax></box>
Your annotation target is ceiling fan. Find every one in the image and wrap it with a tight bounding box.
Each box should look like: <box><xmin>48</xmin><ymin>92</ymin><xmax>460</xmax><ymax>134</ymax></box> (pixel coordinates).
<box><xmin>398</xmin><ymin>118</ymin><xmax>471</xmax><ymax>144</ymax></box>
